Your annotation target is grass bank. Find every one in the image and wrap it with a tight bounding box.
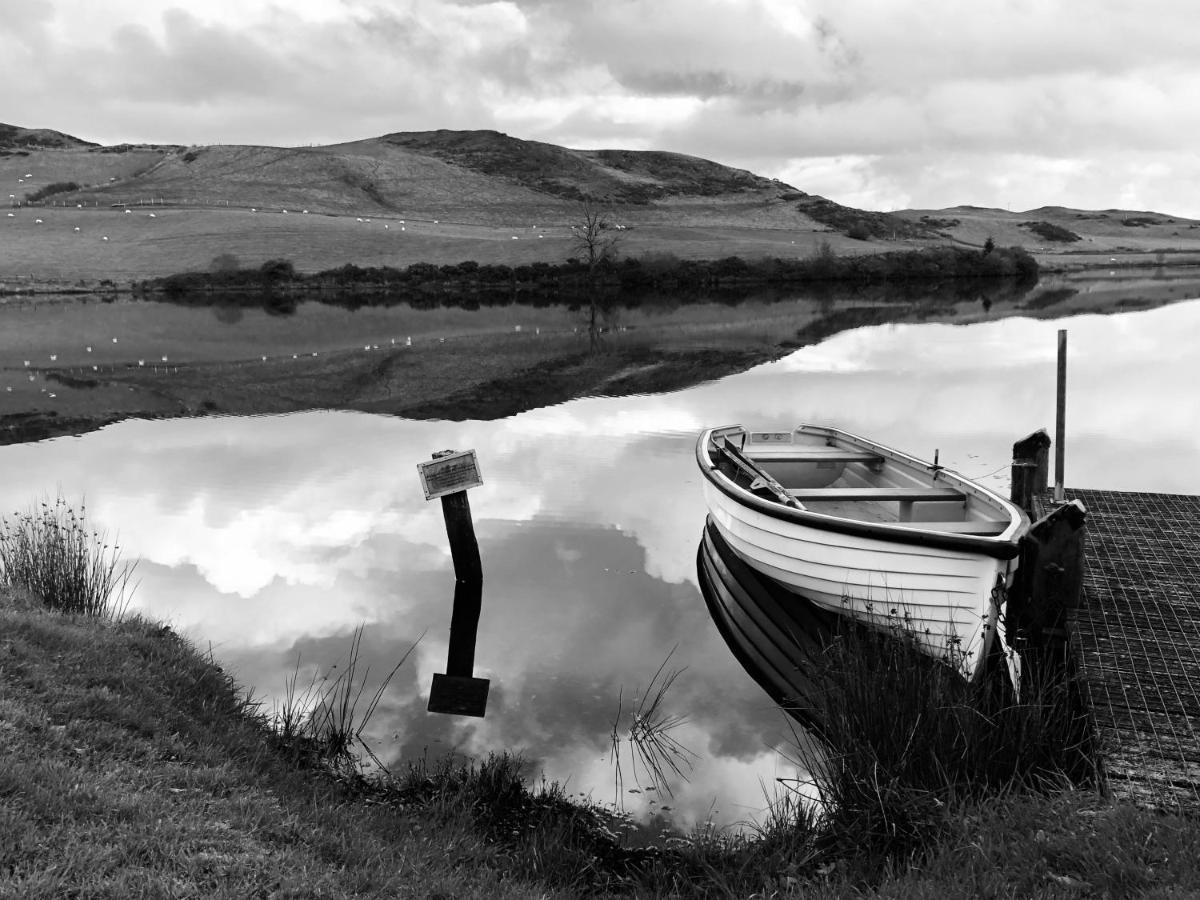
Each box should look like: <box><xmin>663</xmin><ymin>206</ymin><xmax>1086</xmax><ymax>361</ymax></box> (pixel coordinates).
<box><xmin>0</xmin><ymin>588</ymin><xmax>571</xmax><ymax>898</ymax></box>
<box><xmin>7</xmin><ymin>588</ymin><xmax>1200</xmax><ymax>897</ymax></box>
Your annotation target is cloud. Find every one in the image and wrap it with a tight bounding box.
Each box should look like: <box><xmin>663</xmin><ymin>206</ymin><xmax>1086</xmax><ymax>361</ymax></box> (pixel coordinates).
<box><xmin>3</xmin><ymin>1</ymin><xmax>1200</xmax><ymax>214</ymax></box>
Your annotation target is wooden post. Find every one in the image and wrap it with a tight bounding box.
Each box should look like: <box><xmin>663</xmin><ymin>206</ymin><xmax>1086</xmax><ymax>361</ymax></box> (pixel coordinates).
<box><xmin>1009</xmin><ymin>500</ymin><xmax>1087</xmax><ymax>647</ymax></box>
<box><xmin>440</xmin><ymin>486</ymin><xmax>482</xmax><ymax>677</ymax></box>
<box><xmin>1055</xmin><ymin>329</ymin><xmax>1067</xmax><ymax>503</ymax></box>
<box><xmin>1010</xmin><ymin>429</ymin><xmax>1051</xmax><ymax>517</ymax></box>
<box><xmin>1006</xmin><ymin>499</ymin><xmax>1087</xmax><ymax>718</ymax></box>
<box><xmin>418</xmin><ymin>450</ymin><xmax>490</xmax><ymax>717</ymax></box>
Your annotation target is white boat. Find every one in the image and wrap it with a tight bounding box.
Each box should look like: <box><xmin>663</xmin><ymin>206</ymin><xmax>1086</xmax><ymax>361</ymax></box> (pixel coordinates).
<box><xmin>696</xmin><ymin>424</ymin><xmax>1029</xmax><ymax>680</ymax></box>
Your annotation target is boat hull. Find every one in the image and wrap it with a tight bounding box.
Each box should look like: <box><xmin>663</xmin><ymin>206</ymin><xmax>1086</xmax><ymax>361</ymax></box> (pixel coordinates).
<box><xmin>697</xmin><ymin>425</ymin><xmax>1027</xmax><ymax>680</ymax></box>
<box><xmin>705</xmin><ymin>482</ymin><xmax>1010</xmax><ymax>676</ymax></box>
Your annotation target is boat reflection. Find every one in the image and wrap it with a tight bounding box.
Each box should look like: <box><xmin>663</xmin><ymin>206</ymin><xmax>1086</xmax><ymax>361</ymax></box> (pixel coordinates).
<box><xmin>696</xmin><ymin>516</ymin><xmax>840</xmax><ymax>735</ymax></box>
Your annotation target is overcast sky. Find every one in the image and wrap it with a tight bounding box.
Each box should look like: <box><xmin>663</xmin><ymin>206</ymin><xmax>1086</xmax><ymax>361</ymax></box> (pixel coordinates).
<box><xmin>5</xmin><ymin>0</ymin><xmax>1198</xmax><ymax>215</ymax></box>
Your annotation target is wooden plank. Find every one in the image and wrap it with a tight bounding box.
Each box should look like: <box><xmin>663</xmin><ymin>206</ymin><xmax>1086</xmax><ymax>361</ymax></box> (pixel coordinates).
<box><xmin>787</xmin><ymin>487</ymin><xmax>965</xmax><ymax>502</ymax></box>
<box><xmin>754</xmin><ymin>450</ymin><xmax>883</xmax><ymax>464</ymax></box>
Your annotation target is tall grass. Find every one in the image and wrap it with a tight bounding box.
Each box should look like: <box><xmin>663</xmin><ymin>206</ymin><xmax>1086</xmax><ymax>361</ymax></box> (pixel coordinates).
<box><xmin>389</xmin><ymin>751</ymin><xmax>823</xmax><ymax>897</ymax></box>
<box><xmin>788</xmin><ymin>617</ymin><xmax>1096</xmax><ymax>870</ymax></box>
<box><xmin>0</xmin><ymin>495</ymin><xmax>136</xmax><ymax>617</ymax></box>
<box><xmin>273</xmin><ymin>624</ymin><xmax>419</xmax><ymax>772</ymax></box>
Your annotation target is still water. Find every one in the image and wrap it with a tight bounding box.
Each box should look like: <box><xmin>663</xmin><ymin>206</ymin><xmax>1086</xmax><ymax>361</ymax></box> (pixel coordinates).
<box><xmin>2</xmin><ymin>295</ymin><xmax>1198</xmax><ymax>830</ymax></box>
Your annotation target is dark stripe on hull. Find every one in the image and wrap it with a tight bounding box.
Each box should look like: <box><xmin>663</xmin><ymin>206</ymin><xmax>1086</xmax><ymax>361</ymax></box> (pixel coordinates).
<box><xmin>697</xmin><ymin>516</ymin><xmax>842</xmax><ymax>735</ymax></box>
<box><xmin>696</xmin><ymin>434</ymin><xmax>1024</xmax><ymax>560</ymax></box>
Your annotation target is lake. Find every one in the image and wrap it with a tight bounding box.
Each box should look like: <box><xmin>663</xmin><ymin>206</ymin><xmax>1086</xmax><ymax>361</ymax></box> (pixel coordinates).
<box><xmin>2</xmin><ymin>286</ymin><xmax>1198</xmax><ymax>831</ymax></box>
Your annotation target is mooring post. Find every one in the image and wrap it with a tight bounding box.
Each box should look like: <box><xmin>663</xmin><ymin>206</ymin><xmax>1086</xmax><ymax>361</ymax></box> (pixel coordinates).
<box><xmin>1011</xmin><ymin>429</ymin><xmax>1051</xmax><ymax>518</ymax></box>
<box><xmin>1055</xmin><ymin>329</ymin><xmax>1067</xmax><ymax>503</ymax></box>
<box><xmin>1007</xmin><ymin>499</ymin><xmax>1087</xmax><ymax>671</ymax></box>
<box><xmin>417</xmin><ymin>449</ymin><xmax>490</xmax><ymax>717</ymax></box>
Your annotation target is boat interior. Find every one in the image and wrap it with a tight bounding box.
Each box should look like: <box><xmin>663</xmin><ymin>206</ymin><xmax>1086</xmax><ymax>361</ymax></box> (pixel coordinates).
<box><xmin>708</xmin><ymin>426</ymin><xmax>1012</xmax><ymax>536</ymax></box>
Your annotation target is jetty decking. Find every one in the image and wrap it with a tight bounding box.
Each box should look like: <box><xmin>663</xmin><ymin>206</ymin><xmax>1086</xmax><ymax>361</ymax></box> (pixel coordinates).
<box><xmin>1068</xmin><ymin>489</ymin><xmax>1200</xmax><ymax>809</ymax></box>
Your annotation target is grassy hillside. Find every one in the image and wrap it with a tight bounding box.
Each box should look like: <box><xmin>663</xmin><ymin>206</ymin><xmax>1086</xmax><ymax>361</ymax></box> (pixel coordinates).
<box><xmin>894</xmin><ymin>204</ymin><xmax>1200</xmax><ymax>260</ymax></box>
<box><xmin>379</xmin><ymin>128</ymin><xmax>778</xmax><ymax>203</ymax></box>
<box><xmin>4</xmin><ymin>125</ymin><xmax>1200</xmax><ymax>284</ymax></box>
<box><xmin>0</xmin><ymin>127</ymin><xmax>932</xmax><ymax>282</ymax></box>
<box><xmin>0</xmin><ymin>123</ymin><xmax>98</xmax><ymax>150</ymax></box>
<box><xmin>1</xmin><ymin>205</ymin><xmax>908</xmax><ymax>285</ymax></box>
<box><xmin>5</xmin><ymin>128</ymin><xmax>813</xmax><ymax>224</ymax></box>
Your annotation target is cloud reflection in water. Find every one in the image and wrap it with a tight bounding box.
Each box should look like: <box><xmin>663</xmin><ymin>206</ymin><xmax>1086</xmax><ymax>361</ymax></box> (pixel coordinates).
<box><xmin>1</xmin><ymin>298</ymin><xmax>1197</xmax><ymax>828</ymax></box>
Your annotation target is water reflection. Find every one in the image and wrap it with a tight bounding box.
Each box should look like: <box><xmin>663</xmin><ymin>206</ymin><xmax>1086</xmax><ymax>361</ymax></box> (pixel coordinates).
<box><xmin>1</xmin><ymin>297</ymin><xmax>1197</xmax><ymax>830</ymax></box>
<box><xmin>6</xmin><ymin>268</ymin><xmax>1200</xmax><ymax>377</ymax></box>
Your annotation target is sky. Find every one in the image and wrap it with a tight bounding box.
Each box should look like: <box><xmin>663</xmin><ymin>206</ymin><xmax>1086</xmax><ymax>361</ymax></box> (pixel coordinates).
<box><xmin>4</xmin><ymin>0</ymin><xmax>1199</xmax><ymax>215</ymax></box>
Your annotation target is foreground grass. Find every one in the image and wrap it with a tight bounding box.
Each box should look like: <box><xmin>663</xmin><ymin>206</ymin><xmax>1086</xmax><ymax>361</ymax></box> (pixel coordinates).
<box><xmin>6</xmin><ymin>522</ymin><xmax>1200</xmax><ymax>900</ymax></box>
<box><xmin>6</xmin><ymin>589</ymin><xmax>1200</xmax><ymax>898</ymax></box>
<box><xmin>0</xmin><ymin>589</ymin><xmax>578</xmax><ymax>899</ymax></box>
<box><xmin>0</xmin><ymin>585</ymin><xmax>821</xmax><ymax>896</ymax></box>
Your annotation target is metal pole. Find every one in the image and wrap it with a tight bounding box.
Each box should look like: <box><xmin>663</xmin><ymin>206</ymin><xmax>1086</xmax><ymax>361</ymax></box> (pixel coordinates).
<box><xmin>1054</xmin><ymin>329</ymin><xmax>1067</xmax><ymax>502</ymax></box>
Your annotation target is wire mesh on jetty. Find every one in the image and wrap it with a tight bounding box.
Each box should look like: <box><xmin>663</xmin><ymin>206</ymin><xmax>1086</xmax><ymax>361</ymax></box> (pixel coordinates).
<box><xmin>1068</xmin><ymin>488</ymin><xmax>1200</xmax><ymax>811</ymax></box>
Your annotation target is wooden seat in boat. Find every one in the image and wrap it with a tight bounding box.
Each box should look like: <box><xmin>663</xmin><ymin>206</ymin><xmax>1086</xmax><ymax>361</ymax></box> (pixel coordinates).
<box><xmin>753</xmin><ymin>450</ymin><xmax>884</xmax><ymax>464</ymax></box>
<box><xmin>786</xmin><ymin>487</ymin><xmax>965</xmax><ymax>502</ymax></box>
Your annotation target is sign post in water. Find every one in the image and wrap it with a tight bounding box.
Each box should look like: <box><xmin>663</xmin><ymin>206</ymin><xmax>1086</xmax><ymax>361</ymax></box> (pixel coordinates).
<box><xmin>418</xmin><ymin>449</ymin><xmax>489</xmax><ymax>717</ymax></box>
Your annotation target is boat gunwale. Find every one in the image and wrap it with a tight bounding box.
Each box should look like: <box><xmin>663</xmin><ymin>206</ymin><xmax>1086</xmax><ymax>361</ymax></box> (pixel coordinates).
<box><xmin>696</xmin><ymin>424</ymin><xmax>1029</xmax><ymax>561</ymax></box>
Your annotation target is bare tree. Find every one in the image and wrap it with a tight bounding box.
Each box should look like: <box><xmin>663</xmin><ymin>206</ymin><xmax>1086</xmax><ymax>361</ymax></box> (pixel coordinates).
<box><xmin>570</xmin><ymin>199</ymin><xmax>620</xmax><ymax>349</ymax></box>
<box><xmin>572</xmin><ymin>199</ymin><xmax>620</xmax><ymax>273</ymax></box>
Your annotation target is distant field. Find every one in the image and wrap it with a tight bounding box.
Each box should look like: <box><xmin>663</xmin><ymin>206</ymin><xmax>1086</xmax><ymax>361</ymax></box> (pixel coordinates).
<box><xmin>6</xmin><ymin>135</ymin><xmax>1200</xmax><ymax>284</ymax></box>
<box><xmin>0</xmin><ymin>205</ymin><xmax>891</xmax><ymax>283</ymax></box>
<box><xmin>1</xmin><ymin>146</ymin><xmax>169</xmax><ymax>202</ymax></box>
<box><xmin>893</xmin><ymin>206</ymin><xmax>1200</xmax><ymax>269</ymax></box>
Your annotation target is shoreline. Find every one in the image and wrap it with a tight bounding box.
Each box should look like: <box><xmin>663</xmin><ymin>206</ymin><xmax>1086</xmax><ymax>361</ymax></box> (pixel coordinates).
<box><xmin>4</xmin><ymin>247</ymin><xmax>1200</xmax><ymax>297</ymax></box>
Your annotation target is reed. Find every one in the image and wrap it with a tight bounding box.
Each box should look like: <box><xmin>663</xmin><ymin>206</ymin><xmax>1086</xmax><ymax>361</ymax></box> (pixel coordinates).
<box><xmin>787</xmin><ymin>612</ymin><xmax>1096</xmax><ymax>869</ymax></box>
<box><xmin>609</xmin><ymin>648</ymin><xmax>697</xmax><ymax>805</ymax></box>
<box><xmin>0</xmin><ymin>495</ymin><xmax>136</xmax><ymax>617</ymax></box>
<box><xmin>272</xmin><ymin>624</ymin><xmax>419</xmax><ymax>772</ymax></box>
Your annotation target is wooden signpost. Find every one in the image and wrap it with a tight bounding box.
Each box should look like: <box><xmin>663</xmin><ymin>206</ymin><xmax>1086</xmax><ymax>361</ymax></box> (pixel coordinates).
<box><xmin>419</xmin><ymin>449</ymin><xmax>490</xmax><ymax>717</ymax></box>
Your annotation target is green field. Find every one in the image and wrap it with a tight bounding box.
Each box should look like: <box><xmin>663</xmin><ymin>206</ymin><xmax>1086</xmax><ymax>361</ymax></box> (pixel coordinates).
<box><xmin>7</xmin><ymin>130</ymin><xmax>1198</xmax><ymax>286</ymax></box>
<box><xmin>1</xmin><ymin>204</ymin><xmax>878</xmax><ymax>284</ymax></box>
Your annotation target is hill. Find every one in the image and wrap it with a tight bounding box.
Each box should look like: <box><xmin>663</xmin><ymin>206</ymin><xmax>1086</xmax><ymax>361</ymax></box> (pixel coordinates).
<box><xmin>0</xmin><ymin>123</ymin><xmax>98</xmax><ymax>150</ymax></box>
<box><xmin>3</xmin><ymin>126</ymin><xmax>919</xmax><ymax>233</ymax></box>
<box><xmin>3</xmin><ymin>125</ymin><xmax>1200</xmax><ymax>283</ymax></box>
<box><xmin>893</xmin><ymin>204</ymin><xmax>1200</xmax><ymax>258</ymax></box>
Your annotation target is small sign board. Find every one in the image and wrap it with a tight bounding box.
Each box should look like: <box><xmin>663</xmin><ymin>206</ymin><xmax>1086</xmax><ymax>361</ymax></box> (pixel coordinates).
<box><xmin>417</xmin><ymin>449</ymin><xmax>483</xmax><ymax>500</ymax></box>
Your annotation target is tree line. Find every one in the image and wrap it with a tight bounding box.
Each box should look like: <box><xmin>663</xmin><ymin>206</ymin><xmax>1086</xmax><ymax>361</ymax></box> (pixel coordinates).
<box><xmin>143</xmin><ymin>244</ymin><xmax>1038</xmax><ymax>303</ymax></box>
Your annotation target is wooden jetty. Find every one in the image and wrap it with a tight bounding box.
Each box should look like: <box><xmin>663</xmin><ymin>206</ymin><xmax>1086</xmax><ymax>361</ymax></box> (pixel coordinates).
<box><xmin>1013</xmin><ymin>430</ymin><xmax>1200</xmax><ymax>810</ymax></box>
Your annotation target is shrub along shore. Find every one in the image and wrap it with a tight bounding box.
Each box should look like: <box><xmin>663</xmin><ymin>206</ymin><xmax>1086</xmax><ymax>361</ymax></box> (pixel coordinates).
<box><xmin>141</xmin><ymin>244</ymin><xmax>1038</xmax><ymax>304</ymax></box>
<box><xmin>5</xmin><ymin>498</ymin><xmax>1200</xmax><ymax>896</ymax></box>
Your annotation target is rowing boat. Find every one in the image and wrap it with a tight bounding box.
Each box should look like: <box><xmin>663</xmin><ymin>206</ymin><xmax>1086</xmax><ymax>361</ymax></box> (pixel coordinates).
<box><xmin>695</xmin><ymin>424</ymin><xmax>1029</xmax><ymax>680</ymax></box>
